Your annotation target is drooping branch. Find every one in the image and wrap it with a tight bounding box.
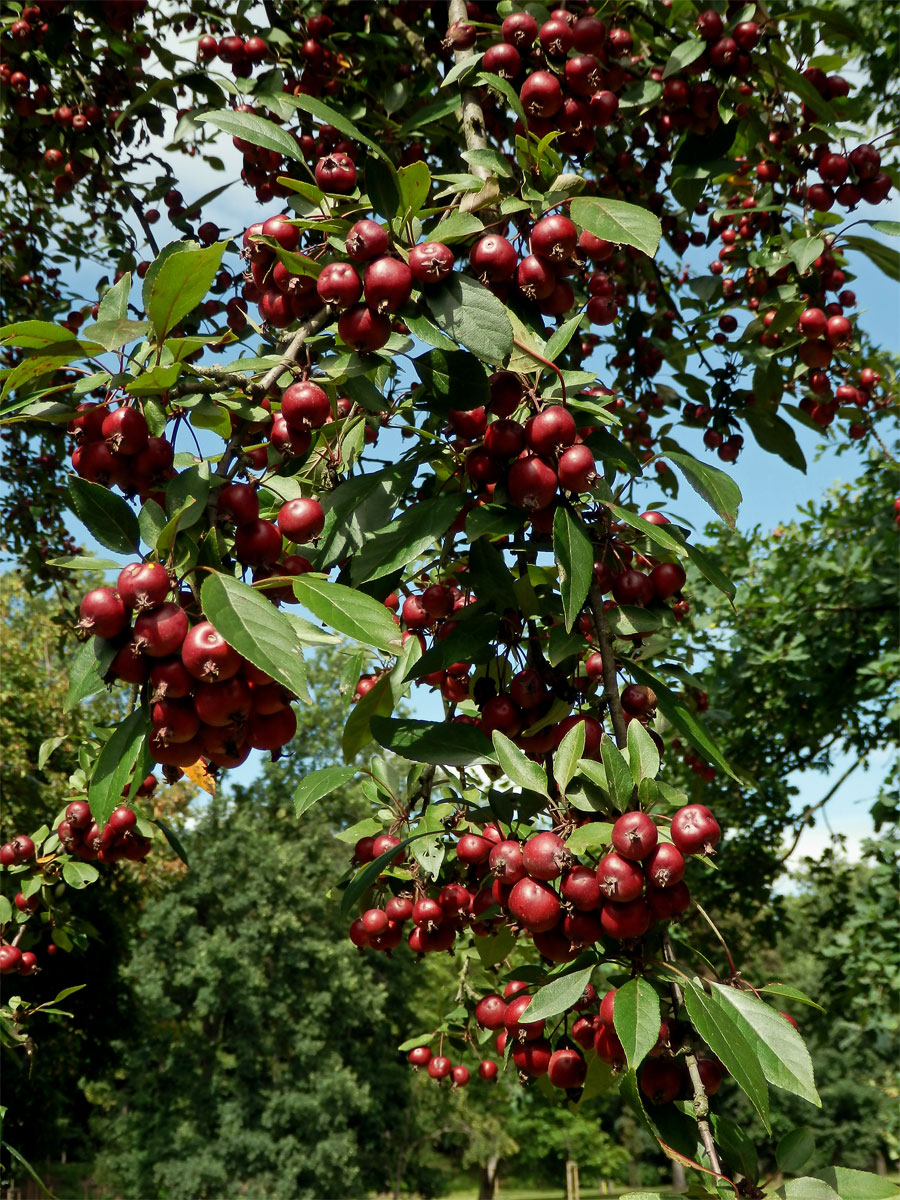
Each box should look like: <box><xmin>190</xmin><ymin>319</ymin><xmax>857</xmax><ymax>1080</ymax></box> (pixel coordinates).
<box><xmin>587</xmin><ymin>582</ymin><xmax>628</xmax><ymax>747</ymax></box>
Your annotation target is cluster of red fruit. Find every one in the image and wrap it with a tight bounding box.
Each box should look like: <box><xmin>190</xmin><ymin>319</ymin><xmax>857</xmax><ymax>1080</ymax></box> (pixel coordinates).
<box><xmin>407</xmin><ymin>1045</ymin><xmax>496</xmax><ymax>1089</ymax></box>
<box><xmin>77</xmin><ymin>561</ymin><xmax>299</xmax><ymax>770</ymax></box>
<box><xmin>197</xmin><ymin>30</ymin><xmax>268</xmax><ymax>77</ymax></box>
<box><xmin>348</xmin><ymin>805</ymin><xmax>720</xmax><ymax>964</ymax></box>
<box><xmin>68</xmin><ymin>402</ymin><xmax>174</xmax><ymax>502</ymax></box>
<box><xmin>55</xmin><ymin>799</ymin><xmax>151</xmax><ymax>865</ymax></box>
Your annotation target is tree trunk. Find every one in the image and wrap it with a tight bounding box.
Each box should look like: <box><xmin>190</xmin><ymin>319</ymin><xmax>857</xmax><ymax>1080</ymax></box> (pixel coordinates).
<box><xmin>671</xmin><ymin>1160</ymin><xmax>687</xmax><ymax>1191</ymax></box>
<box><xmin>478</xmin><ymin>1154</ymin><xmax>500</xmax><ymax>1200</ymax></box>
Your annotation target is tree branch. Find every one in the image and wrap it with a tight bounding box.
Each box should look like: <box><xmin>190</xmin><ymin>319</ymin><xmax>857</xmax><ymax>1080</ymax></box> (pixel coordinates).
<box><xmin>376</xmin><ymin>5</ymin><xmax>441</xmax><ymax>84</ymax></box>
<box><xmin>776</xmin><ymin>757</ymin><xmax>861</xmax><ymax>865</ymax></box>
<box><xmin>662</xmin><ymin>933</ymin><xmax>726</xmax><ymax>1181</ymax></box>
<box><xmin>447</xmin><ymin>0</ymin><xmax>500</xmax><ymax>211</ymax></box>
<box><xmin>249</xmin><ymin>305</ymin><xmax>331</xmax><ymax>397</ymax></box>
<box><xmin>587</xmin><ymin>582</ymin><xmax>628</xmax><ymax>747</ymax></box>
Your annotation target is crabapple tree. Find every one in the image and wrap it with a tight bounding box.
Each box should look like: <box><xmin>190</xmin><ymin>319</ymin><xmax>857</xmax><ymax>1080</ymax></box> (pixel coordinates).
<box><xmin>1</xmin><ymin>1</ymin><xmax>898</xmax><ymax>1197</ymax></box>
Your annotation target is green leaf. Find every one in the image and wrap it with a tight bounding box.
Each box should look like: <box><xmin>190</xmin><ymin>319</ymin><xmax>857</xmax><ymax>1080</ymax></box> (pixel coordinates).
<box><xmin>777</xmin><ymin>1128</ymin><xmax>817</xmax><ymax>1175</ymax></box>
<box><xmin>0</xmin><ymin>895</ymin><xmax>12</xmax><ymax>925</ymax></box>
<box><xmin>711</xmin><ymin>1113</ymin><xmax>759</xmax><ymax>1186</ymax></box>
<box><xmin>710</xmin><ymin>983</ymin><xmax>820</xmax><ymax>1107</ymax></box>
<box><xmin>79</xmin><ymin>319</ymin><xmax>150</xmax><ymax>353</ymax></box>
<box><xmin>200</xmin><ymin>573</ymin><xmax>310</xmax><ymax>705</ymax></box>
<box><xmin>146</xmin><ymin>241</ymin><xmax>227</xmax><ymax>341</ymax></box>
<box><xmin>138</xmin><ymin>498</ymin><xmax>168</xmax><ymax>552</ymax></box>
<box><xmin>153</xmin><ymin>818</ymin><xmax>189</xmax><ymax>866</ymax></box>
<box><xmin>553</xmin><ymin>506</ymin><xmax>593</xmax><ymax>633</ymax></box>
<box><xmin>291</xmin><ymin>576</ymin><xmax>404</xmax><ymax>653</ymax></box>
<box><xmin>812</xmin><ymin>1169</ymin><xmax>900</xmax><ymax>1200</ymax></box>
<box><xmin>294</xmin><ymin>764</ymin><xmax>360</xmax><ymax>817</ymax></box>
<box><xmin>414</xmin><ymin>346</ymin><xmax>490</xmax><ymax>412</ymax></box>
<box><xmin>370</xmin><ymin>717</ymin><xmax>496</xmax><ymax>766</ymax></box>
<box><xmin>622</xmin><ymin>656</ymin><xmax>739</xmax><ymax>781</ymax></box>
<box><xmin>570</xmin><ymin>197</ymin><xmax>661</xmax><ymax>258</ymax></box>
<box><xmin>398</xmin><ymin>160</ymin><xmax>431</xmax><ymax>219</ymax></box>
<box><xmin>553</xmin><ymin>720</ymin><xmax>586</xmax><ymax>796</ymax></box>
<box><xmin>564</xmin><ymin>821</ymin><xmax>612</xmax><ymax>854</ymax></box>
<box><xmin>743</xmin><ymin>406</ymin><xmax>807</xmax><ymax>472</ymax></box>
<box><xmin>431</xmin><ymin>210</ymin><xmax>485</xmax><ymax>245</ymax></box>
<box><xmin>1</xmin><ymin>1139</ymin><xmax>61</xmax><ymax>1200</ymax></box>
<box><xmin>65</xmin><ymin>636</ymin><xmax>117</xmax><ymax>711</ymax></box>
<box><xmin>406</xmin><ymin>619</ymin><xmax>498</xmax><ymax>680</ymax></box>
<box><xmin>661</xmin><ymin>444</ymin><xmax>742</xmax><ymax>528</ymax></box>
<box><xmin>365</xmin><ymin>156</ymin><xmax>402</xmax><ymax>220</ymax></box>
<box><xmin>777</xmin><ymin>1179</ymin><xmax>840</xmax><ymax>1200</ymax></box>
<box><xmin>287</xmin><ymin>93</ymin><xmax>392</xmax><ymax>165</ymax></box>
<box><xmin>544</xmin><ymin>312</ymin><xmax>584</xmax><ymax>364</ymax></box>
<box><xmin>601</xmin><ymin>502</ymin><xmax>685</xmax><ymax>554</ymax></box>
<box><xmin>200</xmin><ymin>109</ymin><xmax>303</xmax><ymax>161</ymax></box>
<box><xmin>869</xmin><ymin>220</ymin><xmax>900</xmax><ymax>238</ymax></box>
<box><xmin>600</xmin><ymin>736</ymin><xmax>635</xmax><ymax>809</ymax></box>
<box><xmin>340</xmin><ymin>830</ymin><xmax>433</xmax><ymax>917</ymax></box>
<box><xmin>46</xmin><ymin>554</ymin><xmax>121</xmax><ymax>571</ymax></box>
<box><xmin>342</xmin><ymin>673</ymin><xmax>395</xmax><ymax>762</ymax></box>
<box><xmin>67</xmin><ymin>477</ymin><xmax>140</xmax><ymax>555</ymax></box>
<box><xmin>523</xmin><ymin>965</ymin><xmax>594</xmax><ymax>1023</ymax></box>
<box><xmin>426</xmin><ymin>274</ymin><xmax>514</xmax><ymax>365</ymax></box>
<box><xmin>87</xmin><ymin>710</ymin><xmax>149</xmax><ymax>829</ymax></box>
<box><xmin>842</xmin><ymin>234</ymin><xmax>900</xmax><ymax>282</ymax></box>
<box><xmin>758</xmin><ymin>982</ymin><xmax>825</xmax><ymax>1011</ymax></box>
<box><xmin>350</xmin><ymin>494</ymin><xmax>462</xmax><ymax>585</ymax></box>
<box><xmin>662</xmin><ymin>38</ymin><xmax>706</xmax><ymax>79</ymax></box>
<box><xmin>788</xmin><ymin>236</ymin><xmax>825</xmax><ymax>275</ymax></box>
<box><xmin>492</xmin><ymin>731</ymin><xmax>549</xmax><ymax>796</ymax></box>
<box><xmin>626</xmin><ymin>721</ymin><xmax>659</xmax><ymax>784</ymax></box>
<box><xmin>683</xmin><ymin>980</ymin><xmax>770</xmax><ymax>1132</ymax></box>
<box><xmin>37</xmin><ymin>736</ymin><xmax>67</xmax><ymax>771</ymax></box>
<box><xmin>613</xmin><ymin>978</ymin><xmax>661</xmax><ymax>1071</ymax></box>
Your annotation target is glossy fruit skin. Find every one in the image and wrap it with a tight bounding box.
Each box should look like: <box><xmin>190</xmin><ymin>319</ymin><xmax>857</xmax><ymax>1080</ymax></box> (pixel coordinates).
<box><xmin>470</xmin><ymin>234</ymin><xmax>518</xmax><ymax>283</ymax></box>
<box><xmin>600</xmin><ymin>898</ymin><xmax>652</xmax><ymax>939</ymax></box>
<box><xmin>696</xmin><ymin>1057</ymin><xmax>724</xmax><ymax>1095</ymax></box>
<box><xmin>217</xmin><ymin>482</ymin><xmax>259</xmax><ymax>525</ymax></box>
<box><xmin>102</xmin><ymin>406</ymin><xmax>148</xmax><ymax>455</ymax></box>
<box><xmin>560</xmin><ymin>866</ymin><xmax>602</xmax><ymax>911</ymax></box>
<box><xmin>261</xmin><ymin>215</ymin><xmax>299</xmax><ymax>251</ymax></box>
<box><xmin>651</xmin><ymin>561</ymin><xmax>686</xmax><ymax>599</ymax></box>
<box><xmin>346</xmin><ymin>219</ymin><xmax>389</xmax><ymax>262</ymax></box>
<box><xmin>504</xmin><ymin>993</ymin><xmax>544</xmax><ymax>1040</ymax></box>
<box><xmin>278</xmin><ymin>497</ymin><xmax>325</xmax><ymax>544</ymax></box>
<box><xmin>133</xmin><ymin>602</ymin><xmax>189</xmax><ymax>658</ymax></box>
<box><xmin>234</xmin><ymin>519</ymin><xmax>283</xmax><ymax>566</ymax></box>
<box><xmin>456</xmin><ymin>832</ymin><xmax>492</xmax><ymax>863</ymax></box>
<box><xmin>502</xmin><ymin>11</ymin><xmax>538</xmax><ymax>48</ymax></box>
<box><xmin>363</xmin><ymin>256</ymin><xmax>413</xmax><ymax>313</ymax></box>
<box><xmin>478</xmin><ymin>1059</ymin><xmax>499</xmax><ymax>1081</ymax></box>
<box><xmin>508</xmin><ymin>877</ymin><xmax>561</xmax><ymax>932</ymax></box>
<box><xmin>611</xmin><ymin>811</ymin><xmax>659</xmax><ymax>861</ymax></box>
<box><xmin>451</xmin><ymin>1065</ymin><xmax>470</xmax><ymax>1087</ymax></box>
<box><xmin>427</xmin><ymin>1055</ymin><xmax>451</xmax><ymax>1079</ymax></box>
<box><xmin>531</xmin><ymin>214</ymin><xmax>578</xmax><ymax>262</ymax></box>
<box><xmin>181</xmin><ymin>621</ymin><xmax>242</xmax><ymax>682</ymax></box>
<box><xmin>489</xmin><ymin>839</ymin><xmax>526</xmax><ymax>883</ymax></box>
<box><xmin>548</xmin><ymin>1047</ymin><xmax>587</xmax><ymax>1089</ymax></box>
<box><xmin>516</xmin><ymin>254</ymin><xmax>556</xmax><ymax>300</ymax></box>
<box><xmin>475</xmin><ymin>994</ymin><xmax>507</xmax><ymax>1029</ymax></box>
<box><xmin>79</xmin><ymin>587</ymin><xmax>127</xmax><ymax>639</ymax></box>
<box><xmin>512</xmin><ymin>1037</ymin><xmax>553</xmax><ymax>1077</ymax></box>
<box><xmin>117</xmin><ymin>561</ymin><xmax>171</xmax><ymax>611</ymax></box>
<box><xmin>315</xmin><ymin>152</ymin><xmax>357</xmax><ymax>193</ymax></box>
<box><xmin>526</xmin><ymin>406</ymin><xmax>577</xmax><ymax>454</ymax></box>
<box><xmin>507</xmin><ymin>456</ymin><xmax>558</xmax><ymax>510</ymax></box>
<box><xmin>316</xmin><ymin>261</ymin><xmax>362</xmax><ymax>309</ymax></box>
<box><xmin>671</xmin><ymin>805</ymin><xmax>721</xmax><ymax>855</ymax></box>
<box><xmin>408</xmin><ymin>241</ymin><xmax>454</xmax><ymax>284</ymax></box>
<box><xmin>522</xmin><ymin>831</ymin><xmax>571</xmax><ymax>881</ymax></box>
<box><xmin>596</xmin><ymin>852</ymin><xmax>645</xmax><ymax>902</ymax></box>
<box><xmin>612</xmin><ymin>569</ymin><xmax>655</xmax><ymax>607</ymax></box>
<box><xmin>282</xmin><ymin>381</ymin><xmax>331</xmax><ymax>429</ymax></box>
<box><xmin>520</xmin><ymin>70</ymin><xmax>563</xmax><ymax>119</ymax></box>
<box><xmin>557</xmin><ymin>444</ymin><xmax>596</xmax><ymax>492</ymax></box>
<box><xmin>408</xmin><ymin>1045</ymin><xmax>431</xmax><ymax>1067</ymax></box>
<box><xmin>643</xmin><ymin>843</ymin><xmax>686</xmax><ymax>888</ymax></box>
<box><xmin>337</xmin><ymin>304</ymin><xmax>392</xmax><ymax>352</ymax></box>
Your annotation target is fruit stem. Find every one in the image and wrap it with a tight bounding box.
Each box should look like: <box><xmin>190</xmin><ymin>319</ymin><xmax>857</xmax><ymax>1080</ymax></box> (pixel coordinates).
<box><xmin>587</xmin><ymin>583</ymin><xmax>628</xmax><ymax>747</ymax></box>
<box><xmin>693</xmin><ymin>902</ymin><xmax>737</xmax><ymax>977</ymax></box>
<box><xmin>511</xmin><ymin>338</ymin><xmax>568</xmax><ymax>404</ymax></box>
<box><xmin>662</xmin><ymin>933</ymin><xmax>725</xmax><ymax>1180</ymax></box>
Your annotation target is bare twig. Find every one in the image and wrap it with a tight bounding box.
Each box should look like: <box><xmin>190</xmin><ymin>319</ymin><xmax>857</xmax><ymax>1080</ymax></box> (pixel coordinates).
<box><xmin>776</xmin><ymin>757</ymin><xmax>861</xmax><ymax>864</ymax></box>
<box><xmin>376</xmin><ymin>5</ymin><xmax>441</xmax><ymax>84</ymax></box>
<box><xmin>662</xmin><ymin>933</ymin><xmax>726</xmax><ymax>1180</ymax></box>
<box><xmin>587</xmin><ymin>582</ymin><xmax>628</xmax><ymax>747</ymax></box>
<box><xmin>447</xmin><ymin>0</ymin><xmax>500</xmax><ymax>212</ymax></box>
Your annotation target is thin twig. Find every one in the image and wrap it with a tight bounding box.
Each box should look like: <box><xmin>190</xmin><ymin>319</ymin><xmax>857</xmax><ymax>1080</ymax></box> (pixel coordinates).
<box><xmin>376</xmin><ymin>5</ymin><xmax>441</xmax><ymax>84</ymax></box>
<box><xmin>587</xmin><ymin>582</ymin><xmax>628</xmax><ymax>747</ymax></box>
<box><xmin>776</xmin><ymin>757</ymin><xmax>861</xmax><ymax>864</ymax></box>
<box><xmin>662</xmin><ymin>933</ymin><xmax>726</xmax><ymax>1180</ymax></box>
